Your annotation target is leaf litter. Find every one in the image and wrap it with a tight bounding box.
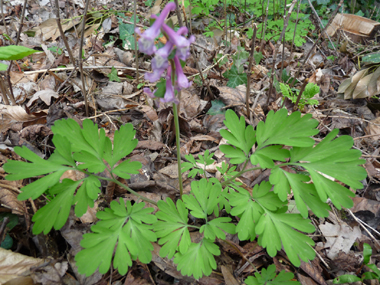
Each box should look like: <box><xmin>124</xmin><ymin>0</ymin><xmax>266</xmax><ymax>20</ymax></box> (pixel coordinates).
<box><xmin>0</xmin><ymin>0</ymin><xmax>379</xmax><ymax>284</ymax></box>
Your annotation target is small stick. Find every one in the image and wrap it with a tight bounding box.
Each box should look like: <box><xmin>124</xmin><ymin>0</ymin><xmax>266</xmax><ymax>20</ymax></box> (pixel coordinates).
<box><xmin>54</xmin><ymin>0</ymin><xmax>75</xmax><ymax>65</ymax></box>
<box><xmin>266</xmin><ymin>0</ymin><xmax>297</xmax><ymax>105</ymax></box>
<box><xmin>78</xmin><ymin>0</ymin><xmax>90</xmax><ymax>117</ymax></box>
<box><xmin>24</xmin><ymin>65</ymin><xmax>149</xmax><ymax>75</ymax></box>
<box><xmin>246</xmin><ymin>24</ymin><xmax>257</xmax><ymax>121</ymax></box>
<box><xmin>293</xmin><ymin>78</ymin><xmax>308</xmax><ymax>111</ymax></box>
<box><xmin>290</xmin><ymin>0</ymin><xmax>344</xmax><ymax>88</ymax></box>
<box><xmin>133</xmin><ymin>0</ymin><xmax>139</xmax><ymax>86</ymax></box>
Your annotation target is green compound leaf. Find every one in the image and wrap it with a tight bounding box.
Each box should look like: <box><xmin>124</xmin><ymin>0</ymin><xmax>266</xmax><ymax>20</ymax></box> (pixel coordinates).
<box><xmin>256</xmin><ymin>209</ymin><xmax>315</xmax><ymax>267</ymax></box>
<box><xmin>333</xmin><ymin>275</ymin><xmax>362</xmax><ymax>284</ymax></box>
<box><xmin>363</xmin><ymin>243</ymin><xmax>372</xmax><ymax>265</ymax></box>
<box><xmin>304</xmin><ymin>83</ymin><xmax>320</xmax><ymax>98</ymax></box>
<box><xmin>270</xmin><ymin>168</ymin><xmax>331</xmax><ymax>218</ymax></box>
<box><xmin>32</xmin><ymin>179</ymin><xmax>81</xmax><ymax>234</ymax></box>
<box><xmin>223</xmin><ymin>65</ymin><xmax>248</xmax><ymax>88</ymax></box>
<box><xmin>4</xmin><ymin>146</ymin><xmax>72</xmax><ymax>200</ymax></box>
<box><xmin>155</xmin><ymin>198</ymin><xmax>191</xmax><ymax>259</ymax></box>
<box><xmin>245</xmin><ymin>264</ymin><xmax>300</xmax><ymax>285</ymax></box>
<box><xmin>256</xmin><ymin>109</ymin><xmax>319</xmax><ymax>149</ymax></box>
<box><xmin>51</xmin><ymin>118</ymin><xmax>107</xmax><ymax>163</ymax></box>
<box><xmin>107</xmin><ymin>123</ymin><xmax>138</xmax><ymax>168</ymax></box>
<box><xmin>173</xmin><ymin>238</ymin><xmax>220</xmax><ymax>279</ymax></box>
<box><xmin>0</xmin><ymin>45</ymin><xmax>38</xmax><ymax>60</ymax></box>
<box><xmin>220</xmin><ymin>109</ymin><xmax>256</xmax><ymax>164</ymax></box>
<box><xmin>108</xmin><ymin>66</ymin><xmax>120</xmax><ymax>82</ymax></box>
<box><xmin>182</xmin><ymin>150</ymin><xmax>216</xmax><ymax>178</ymax></box>
<box><xmin>200</xmin><ymin>217</ymin><xmax>235</xmax><ymax>240</ymax></box>
<box><xmin>250</xmin><ymin>145</ymin><xmax>290</xmax><ymax>169</ymax></box>
<box><xmin>229</xmin><ymin>181</ymin><xmax>284</xmax><ymax>241</ymax></box>
<box><xmin>183</xmin><ymin>178</ymin><xmax>223</xmax><ymax>219</ymax></box>
<box><xmin>289</xmin><ymin>129</ymin><xmax>366</xmax><ymax>209</ymax></box>
<box><xmin>73</xmin><ymin>175</ymin><xmax>101</xmax><ymax>217</ymax></box>
<box><xmin>76</xmin><ymin>198</ymin><xmax>157</xmax><ymax>277</ymax></box>
<box><xmin>112</xmin><ymin>159</ymin><xmax>142</xmax><ymax>179</ymax></box>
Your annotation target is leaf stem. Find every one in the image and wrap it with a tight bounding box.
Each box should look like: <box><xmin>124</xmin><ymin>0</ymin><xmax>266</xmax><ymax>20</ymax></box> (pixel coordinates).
<box><xmin>221</xmin><ymin>160</ymin><xmax>256</xmax><ymax>186</ymax></box>
<box><xmin>112</xmin><ymin>178</ymin><xmax>158</xmax><ymax>206</ymax></box>
<box><xmin>173</xmin><ymin>102</ymin><xmax>184</xmax><ymax>199</ymax></box>
<box><xmin>83</xmin><ymin>171</ymin><xmax>158</xmax><ymax>205</ymax></box>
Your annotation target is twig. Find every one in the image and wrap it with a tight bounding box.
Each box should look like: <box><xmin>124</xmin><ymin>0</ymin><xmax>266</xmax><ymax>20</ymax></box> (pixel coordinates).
<box><xmin>267</xmin><ymin>0</ymin><xmax>297</xmax><ymax>105</ymax></box>
<box><xmin>84</xmin><ymin>107</ymin><xmax>139</xmax><ymax>119</ymax></box>
<box><xmin>188</xmin><ymin>54</ymin><xmax>229</xmax><ymax>78</ymax></box>
<box><xmin>346</xmin><ymin>208</ymin><xmax>380</xmax><ymax>248</ymax></box>
<box><xmin>246</xmin><ymin>24</ymin><xmax>257</xmax><ymax>121</ymax></box>
<box><xmin>4</xmin><ymin>0</ymin><xmax>27</xmax><ymax>105</ymax></box>
<box><xmin>78</xmin><ymin>0</ymin><xmax>90</xmax><ymax>117</ymax></box>
<box><xmin>24</xmin><ymin>65</ymin><xmax>149</xmax><ymax>75</ymax></box>
<box><xmin>133</xmin><ymin>0</ymin><xmax>139</xmax><ymax>86</ymax></box>
<box><xmin>260</xmin><ymin>0</ymin><xmax>271</xmax><ymax>52</ymax></box>
<box><xmin>289</xmin><ymin>0</ymin><xmax>300</xmax><ymax>56</ymax></box>
<box><xmin>0</xmin><ymin>0</ymin><xmax>10</xmax><ymax>42</ymax></box>
<box><xmin>191</xmin><ymin>47</ymin><xmax>214</xmax><ymax>99</ymax></box>
<box><xmin>307</xmin><ymin>0</ymin><xmax>338</xmax><ymax>56</ymax></box>
<box><xmin>53</xmin><ymin>0</ymin><xmax>75</xmax><ymax>65</ymax></box>
<box><xmin>0</xmin><ymin>76</ymin><xmax>9</xmax><ymax>104</ymax></box>
<box><xmin>290</xmin><ymin>0</ymin><xmax>344</xmax><ymax>88</ymax></box>
<box><xmin>293</xmin><ymin>78</ymin><xmax>309</xmax><ymax>111</ymax></box>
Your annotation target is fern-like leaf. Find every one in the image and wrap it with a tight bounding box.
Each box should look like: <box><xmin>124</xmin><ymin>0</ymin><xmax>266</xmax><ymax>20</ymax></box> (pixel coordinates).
<box><xmin>220</xmin><ymin>109</ymin><xmax>256</xmax><ymax>164</ymax></box>
<box><xmin>256</xmin><ymin>109</ymin><xmax>319</xmax><ymax>148</ymax></box>
<box><xmin>256</xmin><ymin>208</ymin><xmax>315</xmax><ymax>266</ymax></box>
<box><xmin>245</xmin><ymin>264</ymin><xmax>300</xmax><ymax>285</ymax></box>
<box><xmin>155</xmin><ymin>198</ymin><xmax>191</xmax><ymax>258</ymax></box>
<box><xmin>289</xmin><ymin>129</ymin><xmax>366</xmax><ymax>209</ymax></box>
<box><xmin>173</xmin><ymin>238</ymin><xmax>220</xmax><ymax>279</ymax></box>
<box><xmin>75</xmin><ymin>198</ymin><xmax>157</xmax><ymax>276</ymax></box>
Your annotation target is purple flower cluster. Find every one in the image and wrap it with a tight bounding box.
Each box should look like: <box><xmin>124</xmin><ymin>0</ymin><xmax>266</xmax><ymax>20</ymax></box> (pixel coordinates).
<box><xmin>135</xmin><ymin>2</ymin><xmax>195</xmax><ymax>104</ymax></box>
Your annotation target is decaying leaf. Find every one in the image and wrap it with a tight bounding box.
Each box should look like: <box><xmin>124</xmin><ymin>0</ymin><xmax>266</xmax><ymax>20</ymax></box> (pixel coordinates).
<box><xmin>338</xmin><ymin>66</ymin><xmax>380</xmax><ymax>99</ymax></box>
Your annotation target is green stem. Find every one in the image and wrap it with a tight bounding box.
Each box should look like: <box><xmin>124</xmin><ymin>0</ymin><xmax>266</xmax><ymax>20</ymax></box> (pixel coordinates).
<box><xmin>221</xmin><ymin>160</ymin><xmax>248</xmax><ymax>186</ymax></box>
<box><xmin>221</xmin><ymin>160</ymin><xmax>262</xmax><ymax>186</ymax></box>
<box><xmin>173</xmin><ymin>103</ymin><xmax>184</xmax><ymax>199</ymax></box>
<box><xmin>113</xmin><ymin>178</ymin><xmax>158</xmax><ymax>206</ymax></box>
<box><xmin>83</xmin><ymin>170</ymin><xmax>158</xmax><ymax>205</ymax></box>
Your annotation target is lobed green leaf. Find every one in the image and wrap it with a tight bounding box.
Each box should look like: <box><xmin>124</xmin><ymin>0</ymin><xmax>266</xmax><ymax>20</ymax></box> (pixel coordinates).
<box><xmin>76</xmin><ymin>199</ymin><xmax>157</xmax><ymax>276</ymax></box>
<box><xmin>256</xmin><ymin>109</ymin><xmax>319</xmax><ymax>148</ymax></box>
<box><xmin>174</xmin><ymin>238</ymin><xmax>220</xmax><ymax>279</ymax></box>
<box><xmin>155</xmin><ymin>198</ymin><xmax>191</xmax><ymax>258</ymax></box>
<box><xmin>256</xmin><ymin>209</ymin><xmax>315</xmax><ymax>266</ymax></box>
<box><xmin>32</xmin><ymin>179</ymin><xmax>81</xmax><ymax>234</ymax></box>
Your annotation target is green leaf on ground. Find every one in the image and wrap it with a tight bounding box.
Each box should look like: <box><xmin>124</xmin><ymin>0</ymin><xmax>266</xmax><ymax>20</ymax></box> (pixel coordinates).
<box><xmin>223</xmin><ymin>65</ymin><xmax>248</xmax><ymax>88</ymax></box>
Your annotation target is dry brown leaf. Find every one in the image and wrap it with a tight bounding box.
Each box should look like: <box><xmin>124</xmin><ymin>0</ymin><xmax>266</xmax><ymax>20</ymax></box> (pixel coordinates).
<box><xmin>26</xmin><ymin>89</ymin><xmax>59</xmax><ymax>107</ymax></box>
<box><xmin>319</xmin><ymin>221</ymin><xmax>361</xmax><ymax>259</ymax></box>
<box><xmin>221</xmin><ymin>265</ymin><xmax>239</xmax><ymax>285</ymax></box>
<box><xmin>352</xmin><ymin>73</ymin><xmax>373</xmax><ymax>99</ymax></box>
<box><xmin>368</xmin><ymin>65</ymin><xmax>380</xmax><ymax>96</ymax></box>
<box><xmin>338</xmin><ymin>68</ymin><xmax>369</xmax><ymax>99</ymax></box>
<box><xmin>0</xmin><ymin>182</ymin><xmax>24</xmax><ymax>215</ymax></box>
<box><xmin>0</xmin><ymin>248</ymin><xmax>44</xmax><ymax>284</ymax></box>
<box><xmin>0</xmin><ymin>104</ymin><xmax>39</xmax><ymax>132</ymax></box>
<box><xmin>365</xmin><ymin>117</ymin><xmax>380</xmax><ymax>141</ymax></box>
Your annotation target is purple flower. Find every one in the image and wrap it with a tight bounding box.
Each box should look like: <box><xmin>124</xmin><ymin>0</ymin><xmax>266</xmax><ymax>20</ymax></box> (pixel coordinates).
<box><xmin>145</xmin><ymin>41</ymin><xmax>173</xmax><ymax>82</ymax></box>
<box><xmin>173</xmin><ymin>56</ymin><xmax>191</xmax><ymax>90</ymax></box>
<box><xmin>161</xmin><ymin>23</ymin><xmax>195</xmax><ymax>60</ymax></box>
<box><xmin>135</xmin><ymin>2</ymin><xmax>176</xmax><ymax>55</ymax></box>
<box><xmin>160</xmin><ymin>66</ymin><xmax>178</xmax><ymax>104</ymax></box>
<box><xmin>143</xmin><ymin>87</ymin><xmax>156</xmax><ymax>98</ymax></box>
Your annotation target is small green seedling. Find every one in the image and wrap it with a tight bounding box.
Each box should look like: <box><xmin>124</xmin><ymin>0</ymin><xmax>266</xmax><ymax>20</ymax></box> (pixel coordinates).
<box><xmin>245</xmin><ymin>264</ymin><xmax>300</xmax><ymax>285</ymax></box>
<box><xmin>334</xmin><ymin>243</ymin><xmax>380</xmax><ymax>283</ymax></box>
<box><xmin>280</xmin><ymin>82</ymin><xmax>319</xmax><ymax>110</ymax></box>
